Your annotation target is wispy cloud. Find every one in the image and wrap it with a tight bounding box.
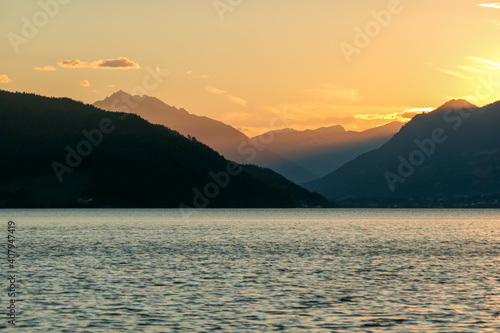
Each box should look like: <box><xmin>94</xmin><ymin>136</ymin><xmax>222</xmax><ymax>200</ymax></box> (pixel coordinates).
<box><xmin>478</xmin><ymin>3</ymin><xmax>500</xmax><ymax>9</ymax></box>
<box><xmin>226</xmin><ymin>95</ymin><xmax>248</xmax><ymax>106</ymax></box>
<box><xmin>405</xmin><ymin>107</ymin><xmax>435</xmax><ymax>113</ymax></box>
<box><xmin>458</xmin><ymin>65</ymin><xmax>481</xmax><ymax>73</ymax></box>
<box><xmin>468</xmin><ymin>56</ymin><xmax>500</xmax><ymax>69</ymax></box>
<box><xmin>355</xmin><ymin>107</ymin><xmax>434</xmax><ymax>122</ymax></box>
<box><xmin>437</xmin><ymin>68</ymin><xmax>470</xmax><ymax>79</ymax></box>
<box><xmin>58</xmin><ymin>57</ymin><xmax>140</xmax><ymax>69</ymax></box>
<box><xmin>80</xmin><ymin>80</ymin><xmax>90</xmax><ymax>87</ymax></box>
<box><xmin>224</xmin><ymin>100</ymin><xmax>453</xmax><ymax>137</ymax></box>
<box><xmin>206</xmin><ymin>86</ymin><xmax>226</xmax><ymax>95</ymax></box>
<box><xmin>206</xmin><ymin>86</ymin><xmax>247</xmax><ymax>106</ymax></box>
<box><xmin>433</xmin><ymin>57</ymin><xmax>500</xmax><ymax>80</ymax></box>
<box><xmin>0</xmin><ymin>74</ymin><xmax>12</xmax><ymax>83</ymax></box>
<box><xmin>34</xmin><ymin>65</ymin><xmax>56</xmax><ymax>71</ymax></box>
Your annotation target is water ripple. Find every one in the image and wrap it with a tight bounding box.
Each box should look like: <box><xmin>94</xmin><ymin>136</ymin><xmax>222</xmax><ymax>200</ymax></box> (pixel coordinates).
<box><xmin>2</xmin><ymin>208</ymin><xmax>499</xmax><ymax>332</ymax></box>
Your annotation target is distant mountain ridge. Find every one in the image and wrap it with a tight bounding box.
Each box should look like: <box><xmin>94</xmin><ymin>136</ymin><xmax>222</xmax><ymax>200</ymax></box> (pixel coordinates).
<box><xmin>94</xmin><ymin>91</ymin><xmax>318</xmax><ymax>183</ymax></box>
<box><xmin>303</xmin><ymin>99</ymin><xmax>500</xmax><ymax>206</ymax></box>
<box><xmin>95</xmin><ymin>90</ymin><xmax>247</xmax><ymax>158</ymax></box>
<box><xmin>252</xmin><ymin>122</ymin><xmax>403</xmax><ymax>180</ymax></box>
<box><xmin>95</xmin><ymin>91</ymin><xmax>402</xmax><ymax>183</ymax></box>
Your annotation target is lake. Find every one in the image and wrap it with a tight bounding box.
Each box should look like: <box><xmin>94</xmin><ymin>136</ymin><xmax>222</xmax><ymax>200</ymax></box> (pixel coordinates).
<box><xmin>1</xmin><ymin>209</ymin><xmax>499</xmax><ymax>332</ymax></box>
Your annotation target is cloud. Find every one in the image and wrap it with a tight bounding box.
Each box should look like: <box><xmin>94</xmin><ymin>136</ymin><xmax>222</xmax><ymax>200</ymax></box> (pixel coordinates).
<box><xmin>355</xmin><ymin>107</ymin><xmax>434</xmax><ymax>122</ymax></box>
<box><xmin>59</xmin><ymin>59</ymin><xmax>89</xmax><ymax>68</ymax></box>
<box><xmin>206</xmin><ymin>86</ymin><xmax>248</xmax><ymax>106</ymax></box>
<box><xmin>468</xmin><ymin>56</ymin><xmax>500</xmax><ymax>69</ymax></box>
<box><xmin>227</xmin><ymin>102</ymin><xmax>439</xmax><ymax>138</ymax></box>
<box><xmin>186</xmin><ymin>70</ymin><xmax>192</xmax><ymax>75</ymax></box>
<box><xmin>80</xmin><ymin>80</ymin><xmax>90</xmax><ymax>87</ymax></box>
<box><xmin>58</xmin><ymin>57</ymin><xmax>140</xmax><ymax>69</ymax></box>
<box><xmin>255</xmin><ymin>103</ymin><xmax>402</xmax><ymax>132</ymax></box>
<box><xmin>97</xmin><ymin>57</ymin><xmax>139</xmax><ymax>68</ymax></box>
<box><xmin>478</xmin><ymin>3</ymin><xmax>500</xmax><ymax>8</ymax></box>
<box><xmin>432</xmin><ymin>57</ymin><xmax>500</xmax><ymax>81</ymax></box>
<box><xmin>458</xmin><ymin>65</ymin><xmax>481</xmax><ymax>73</ymax></box>
<box><xmin>437</xmin><ymin>68</ymin><xmax>470</xmax><ymax>79</ymax></box>
<box><xmin>206</xmin><ymin>86</ymin><xmax>227</xmax><ymax>95</ymax></box>
<box><xmin>200</xmin><ymin>74</ymin><xmax>210</xmax><ymax>79</ymax></box>
<box><xmin>226</xmin><ymin>95</ymin><xmax>248</xmax><ymax>106</ymax></box>
<box><xmin>34</xmin><ymin>65</ymin><xmax>56</xmax><ymax>71</ymax></box>
<box><xmin>0</xmin><ymin>74</ymin><xmax>12</xmax><ymax>83</ymax></box>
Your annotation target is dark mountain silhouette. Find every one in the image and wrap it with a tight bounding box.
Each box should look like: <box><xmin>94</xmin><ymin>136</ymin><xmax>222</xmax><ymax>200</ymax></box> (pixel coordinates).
<box><xmin>303</xmin><ymin>99</ymin><xmax>500</xmax><ymax>206</ymax></box>
<box><xmin>251</xmin><ymin>122</ymin><xmax>403</xmax><ymax>180</ymax></box>
<box><xmin>241</xmin><ymin>165</ymin><xmax>331</xmax><ymax>208</ymax></box>
<box><xmin>94</xmin><ymin>91</ymin><xmax>318</xmax><ymax>184</ymax></box>
<box><xmin>0</xmin><ymin>90</ymin><xmax>335</xmax><ymax>208</ymax></box>
<box><xmin>95</xmin><ymin>91</ymin><xmax>247</xmax><ymax>161</ymax></box>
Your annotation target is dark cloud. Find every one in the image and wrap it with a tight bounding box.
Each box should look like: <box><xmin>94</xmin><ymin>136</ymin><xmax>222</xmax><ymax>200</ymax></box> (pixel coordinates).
<box><xmin>97</xmin><ymin>57</ymin><xmax>139</xmax><ymax>68</ymax></box>
<box><xmin>58</xmin><ymin>57</ymin><xmax>139</xmax><ymax>69</ymax></box>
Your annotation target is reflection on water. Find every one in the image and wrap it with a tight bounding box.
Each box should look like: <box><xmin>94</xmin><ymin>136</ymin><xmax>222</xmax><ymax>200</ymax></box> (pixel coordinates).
<box><xmin>1</xmin><ymin>209</ymin><xmax>499</xmax><ymax>332</ymax></box>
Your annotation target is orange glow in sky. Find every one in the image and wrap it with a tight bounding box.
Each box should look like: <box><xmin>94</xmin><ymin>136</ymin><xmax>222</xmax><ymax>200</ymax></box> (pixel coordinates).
<box><xmin>1</xmin><ymin>0</ymin><xmax>500</xmax><ymax>136</ymax></box>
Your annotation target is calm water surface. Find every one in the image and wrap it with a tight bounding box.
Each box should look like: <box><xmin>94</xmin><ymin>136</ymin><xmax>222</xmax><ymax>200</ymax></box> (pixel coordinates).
<box><xmin>1</xmin><ymin>209</ymin><xmax>499</xmax><ymax>332</ymax></box>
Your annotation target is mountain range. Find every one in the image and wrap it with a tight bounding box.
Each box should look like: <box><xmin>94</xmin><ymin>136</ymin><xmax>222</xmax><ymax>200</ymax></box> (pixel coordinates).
<box><xmin>0</xmin><ymin>90</ymin><xmax>334</xmax><ymax>208</ymax></box>
<box><xmin>303</xmin><ymin>99</ymin><xmax>500</xmax><ymax>207</ymax></box>
<box><xmin>3</xmin><ymin>89</ymin><xmax>498</xmax><ymax>208</ymax></box>
<box><xmin>94</xmin><ymin>91</ymin><xmax>402</xmax><ymax>183</ymax></box>
<box><xmin>251</xmin><ymin>122</ymin><xmax>403</xmax><ymax>179</ymax></box>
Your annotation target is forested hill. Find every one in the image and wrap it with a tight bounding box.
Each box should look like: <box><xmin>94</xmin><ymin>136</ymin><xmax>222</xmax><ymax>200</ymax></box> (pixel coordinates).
<box><xmin>304</xmin><ymin>99</ymin><xmax>500</xmax><ymax>207</ymax></box>
<box><xmin>0</xmin><ymin>90</ymin><xmax>334</xmax><ymax>208</ymax></box>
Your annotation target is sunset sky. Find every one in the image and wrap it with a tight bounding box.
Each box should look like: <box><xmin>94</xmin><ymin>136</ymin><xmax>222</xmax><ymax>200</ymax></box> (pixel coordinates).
<box><xmin>1</xmin><ymin>0</ymin><xmax>500</xmax><ymax>136</ymax></box>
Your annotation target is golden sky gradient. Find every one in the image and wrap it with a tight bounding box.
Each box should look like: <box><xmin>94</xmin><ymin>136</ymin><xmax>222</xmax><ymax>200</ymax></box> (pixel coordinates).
<box><xmin>1</xmin><ymin>0</ymin><xmax>500</xmax><ymax>136</ymax></box>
